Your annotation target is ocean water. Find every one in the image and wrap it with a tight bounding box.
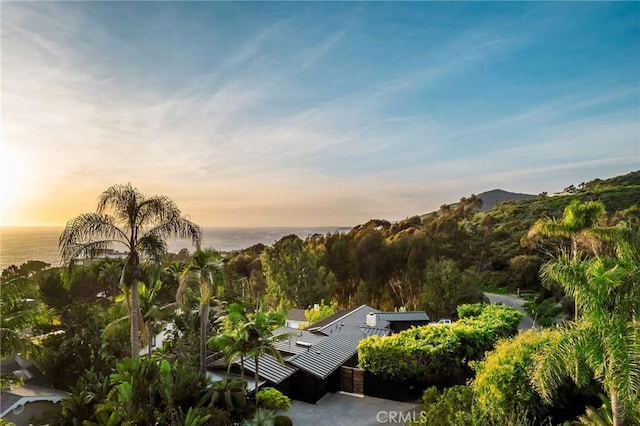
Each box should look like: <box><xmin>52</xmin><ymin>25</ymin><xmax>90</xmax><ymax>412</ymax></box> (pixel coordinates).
<box><xmin>0</xmin><ymin>226</ymin><xmax>349</xmax><ymax>271</ymax></box>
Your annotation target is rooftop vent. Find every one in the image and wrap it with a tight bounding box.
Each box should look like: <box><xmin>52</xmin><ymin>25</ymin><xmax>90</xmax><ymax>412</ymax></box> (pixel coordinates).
<box><xmin>295</xmin><ymin>341</ymin><xmax>312</xmax><ymax>348</ymax></box>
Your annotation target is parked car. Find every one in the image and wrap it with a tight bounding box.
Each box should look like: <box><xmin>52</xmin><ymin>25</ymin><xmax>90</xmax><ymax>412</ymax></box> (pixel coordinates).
<box><xmin>429</xmin><ymin>318</ymin><xmax>452</xmax><ymax>325</ymax></box>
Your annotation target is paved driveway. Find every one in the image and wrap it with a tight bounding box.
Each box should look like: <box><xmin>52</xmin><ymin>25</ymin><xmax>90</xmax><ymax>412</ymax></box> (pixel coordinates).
<box><xmin>287</xmin><ymin>392</ymin><xmax>420</xmax><ymax>426</ymax></box>
<box><xmin>483</xmin><ymin>292</ymin><xmax>535</xmax><ymax>329</ymax></box>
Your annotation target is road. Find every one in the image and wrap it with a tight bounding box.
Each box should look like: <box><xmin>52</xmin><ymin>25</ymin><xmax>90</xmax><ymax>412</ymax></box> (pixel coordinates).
<box><xmin>483</xmin><ymin>292</ymin><xmax>535</xmax><ymax>330</ymax></box>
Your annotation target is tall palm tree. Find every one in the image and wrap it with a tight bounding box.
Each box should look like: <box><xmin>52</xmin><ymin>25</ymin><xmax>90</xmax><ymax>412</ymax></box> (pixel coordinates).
<box><xmin>59</xmin><ymin>183</ymin><xmax>202</xmax><ymax>358</ymax></box>
<box><xmin>178</xmin><ymin>248</ymin><xmax>224</xmax><ymax>375</ymax></box>
<box><xmin>533</xmin><ymin>240</ymin><xmax>640</xmax><ymax>426</ymax></box>
<box><xmin>528</xmin><ymin>199</ymin><xmax>606</xmax><ymax>318</ymax></box>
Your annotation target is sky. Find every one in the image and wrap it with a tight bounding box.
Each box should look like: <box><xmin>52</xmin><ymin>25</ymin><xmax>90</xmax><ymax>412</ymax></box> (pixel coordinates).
<box><xmin>1</xmin><ymin>1</ymin><xmax>639</xmax><ymax>227</ymax></box>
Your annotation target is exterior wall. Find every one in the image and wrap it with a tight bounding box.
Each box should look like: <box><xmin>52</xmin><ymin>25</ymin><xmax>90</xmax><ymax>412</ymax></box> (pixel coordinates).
<box><xmin>3</xmin><ymin>401</ymin><xmax>62</xmax><ymax>426</ymax></box>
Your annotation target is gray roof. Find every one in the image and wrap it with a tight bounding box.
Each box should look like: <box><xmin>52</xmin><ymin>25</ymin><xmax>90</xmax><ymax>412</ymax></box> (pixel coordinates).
<box><xmin>375</xmin><ymin>311</ymin><xmax>430</xmax><ymax>322</ymax></box>
<box><xmin>288</xmin><ymin>327</ymin><xmax>367</xmax><ymax>379</ymax></box>
<box><xmin>240</xmin><ymin>354</ymin><xmax>298</xmax><ymax>385</ymax></box>
<box><xmin>307</xmin><ymin>305</ymin><xmax>379</xmax><ymax>336</ymax></box>
<box><xmin>360</xmin><ymin>326</ymin><xmax>391</xmax><ymax>337</ymax></box>
<box><xmin>286</xmin><ymin>308</ymin><xmax>307</xmax><ymax>322</ymax></box>
<box><xmin>273</xmin><ymin>327</ymin><xmax>327</xmax><ymax>355</ymax></box>
<box><xmin>0</xmin><ymin>384</ymin><xmax>68</xmax><ymax>417</ymax></box>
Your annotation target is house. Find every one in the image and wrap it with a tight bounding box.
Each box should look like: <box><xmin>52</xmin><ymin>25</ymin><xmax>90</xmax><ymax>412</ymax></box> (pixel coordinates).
<box><xmin>284</xmin><ymin>308</ymin><xmax>307</xmax><ymax>329</ymax></box>
<box><xmin>0</xmin><ymin>355</ymin><xmax>68</xmax><ymax>425</ymax></box>
<box><xmin>209</xmin><ymin>305</ymin><xmax>434</xmax><ymax>403</ymax></box>
<box><xmin>366</xmin><ymin>311</ymin><xmax>430</xmax><ymax>333</ymax></box>
<box><xmin>210</xmin><ymin>304</ymin><xmax>390</xmax><ymax>403</ymax></box>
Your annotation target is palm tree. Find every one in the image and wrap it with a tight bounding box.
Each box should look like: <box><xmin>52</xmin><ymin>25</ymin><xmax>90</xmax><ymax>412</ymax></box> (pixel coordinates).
<box><xmin>245</xmin><ymin>309</ymin><xmax>287</xmax><ymax>391</ymax></box>
<box><xmin>201</xmin><ymin>378</ymin><xmax>247</xmax><ymax>413</ymax></box>
<box><xmin>533</xmin><ymin>245</ymin><xmax>640</xmax><ymax>426</ymax></box>
<box><xmin>178</xmin><ymin>248</ymin><xmax>224</xmax><ymax>375</ymax></box>
<box><xmin>0</xmin><ymin>276</ymin><xmax>50</xmax><ymax>358</ymax></box>
<box><xmin>528</xmin><ymin>199</ymin><xmax>606</xmax><ymax>318</ymax></box>
<box><xmin>210</xmin><ymin>303</ymin><xmax>253</xmax><ymax>382</ymax></box>
<box><xmin>104</xmin><ymin>280</ymin><xmax>177</xmax><ymax>356</ymax></box>
<box><xmin>59</xmin><ymin>183</ymin><xmax>202</xmax><ymax>358</ymax></box>
<box><xmin>99</xmin><ymin>260</ymin><xmax>123</xmax><ymax>301</ymax></box>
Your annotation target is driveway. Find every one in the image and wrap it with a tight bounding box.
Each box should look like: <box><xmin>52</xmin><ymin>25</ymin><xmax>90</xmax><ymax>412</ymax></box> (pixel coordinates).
<box><xmin>483</xmin><ymin>292</ymin><xmax>534</xmax><ymax>329</ymax></box>
<box><xmin>287</xmin><ymin>392</ymin><xmax>421</xmax><ymax>426</ymax></box>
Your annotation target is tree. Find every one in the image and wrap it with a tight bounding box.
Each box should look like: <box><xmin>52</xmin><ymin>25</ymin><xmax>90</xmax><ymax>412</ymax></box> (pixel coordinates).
<box><xmin>59</xmin><ymin>183</ymin><xmax>202</xmax><ymax>358</ymax></box>
<box><xmin>210</xmin><ymin>303</ymin><xmax>253</xmax><ymax>383</ymax></box>
<box><xmin>528</xmin><ymin>200</ymin><xmax>606</xmax><ymax>318</ymax></box>
<box><xmin>245</xmin><ymin>309</ymin><xmax>287</xmax><ymax>390</ymax></box>
<box><xmin>178</xmin><ymin>248</ymin><xmax>224</xmax><ymax>375</ymax></box>
<box><xmin>0</xmin><ymin>276</ymin><xmax>50</xmax><ymax>358</ymax></box>
<box><xmin>532</xmin><ymin>226</ymin><xmax>640</xmax><ymax>426</ymax></box>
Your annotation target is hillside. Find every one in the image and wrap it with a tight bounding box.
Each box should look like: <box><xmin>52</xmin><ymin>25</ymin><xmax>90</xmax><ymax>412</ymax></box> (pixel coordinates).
<box><xmin>475</xmin><ymin>189</ymin><xmax>537</xmax><ymax>211</ymax></box>
<box><xmin>421</xmin><ymin>189</ymin><xmax>536</xmax><ymax>219</ymax></box>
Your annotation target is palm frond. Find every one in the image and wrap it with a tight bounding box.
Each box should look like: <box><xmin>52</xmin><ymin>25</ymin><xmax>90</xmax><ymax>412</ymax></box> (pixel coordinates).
<box><xmin>59</xmin><ymin>213</ymin><xmax>129</xmax><ymax>264</ymax></box>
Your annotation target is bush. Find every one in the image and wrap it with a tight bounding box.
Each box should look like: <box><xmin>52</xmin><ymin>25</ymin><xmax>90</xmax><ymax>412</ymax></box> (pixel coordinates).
<box><xmin>256</xmin><ymin>387</ymin><xmax>291</xmax><ymax>411</ymax></box>
<box><xmin>358</xmin><ymin>303</ymin><xmax>523</xmax><ymax>380</ymax></box>
<box><xmin>274</xmin><ymin>415</ymin><xmax>293</xmax><ymax>426</ymax></box>
<box><xmin>472</xmin><ymin>329</ymin><xmax>553</xmax><ymax>423</ymax></box>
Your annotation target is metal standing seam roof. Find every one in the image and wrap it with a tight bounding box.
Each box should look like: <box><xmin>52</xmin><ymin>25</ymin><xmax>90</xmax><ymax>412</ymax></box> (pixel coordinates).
<box><xmin>273</xmin><ymin>327</ymin><xmax>328</xmax><ymax>355</ymax></box>
<box><xmin>287</xmin><ymin>327</ymin><xmax>368</xmax><ymax>379</ymax></box>
<box><xmin>360</xmin><ymin>326</ymin><xmax>391</xmax><ymax>337</ymax></box>
<box><xmin>375</xmin><ymin>311</ymin><xmax>430</xmax><ymax>322</ymax></box>
<box><xmin>239</xmin><ymin>354</ymin><xmax>298</xmax><ymax>385</ymax></box>
<box><xmin>306</xmin><ymin>305</ymin><xmax>379</xmax><ymax>335</ymax></box>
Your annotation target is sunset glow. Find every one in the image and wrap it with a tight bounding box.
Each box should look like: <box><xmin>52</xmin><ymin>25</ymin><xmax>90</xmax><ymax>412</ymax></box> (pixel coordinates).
<box><xmin>1</xmin><ymin>2</ymin><xmax>638</xmax><ymax>227</ymax></box>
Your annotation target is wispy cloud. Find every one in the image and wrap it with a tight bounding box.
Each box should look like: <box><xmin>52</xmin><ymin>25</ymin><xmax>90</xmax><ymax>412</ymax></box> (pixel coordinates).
<box><xmin>1</xmin><ymin>2</ymin><xmax>637</xmax><ymax>226</ymax></box>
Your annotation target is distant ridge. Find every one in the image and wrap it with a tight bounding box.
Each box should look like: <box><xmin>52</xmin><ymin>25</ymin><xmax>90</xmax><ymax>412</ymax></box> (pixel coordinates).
<box><xmin>421</xmin><ymin>189</ymin><xmax>536</xmax><ymax>218</ymax></box>
<box><xmin>475</xmin><ymin>189</ymin><xmax>537</xmax><ymax>211</ymax></box>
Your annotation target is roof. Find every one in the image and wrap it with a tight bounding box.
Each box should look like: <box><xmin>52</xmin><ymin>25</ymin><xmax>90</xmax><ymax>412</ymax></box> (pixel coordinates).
<box><xmin>273</xmin><ymin>327</ymin><xmax>327</xmax><ymax>355</ymax></box>
<box><xmin>306</xmin><ymin>305</ymin><xmax>379</xmax><ymax>335</ymax></box>
<box><xmin>0</xmin><ymin>384</ymin><xmax>68</xmax><ymax>417</ymax></box>
<box><xmin>375</xmin><ymin>311</ymin><xmax>430</xmax><ymax>322</ymax></box>
<box><xmin>360</xmin><ymin>326</ymin><xmax>391</xmax><ymax>337</ymax></box>
<box><xmin>286</xmin><ymin>308</ymin><xmax>307</xmax><ymax>322</ymax></box>
<box><xmin>288</xmin><ymin>327</ymin><xmax>367</xmax><ymax>379</ymax></box>
<box><xmin>1</xmin><ymin>357</ymin><xmax>50</xmax><ymax>387</ymax></box>
<box><xmin>240</xmin><ymin>354</ymin><xmax>298</xmax><ymax>384</ymax></box>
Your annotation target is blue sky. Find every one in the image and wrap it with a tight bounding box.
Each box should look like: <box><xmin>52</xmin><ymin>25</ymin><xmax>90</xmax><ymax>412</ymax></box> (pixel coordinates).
<box><xmin>1</xmin><ymin>2</ymin><xmax>638</xmax><ymax>226</ymax></box>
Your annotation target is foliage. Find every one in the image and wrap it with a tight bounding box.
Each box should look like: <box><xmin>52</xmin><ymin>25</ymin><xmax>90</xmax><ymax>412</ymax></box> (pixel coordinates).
<box><xmin>256</xmin><ymin>387</ymin><xmax>291</xmax><ymax>411</ymax></box>
<box><xmin>415</xmin><ymin>385</ymin><xmax>476</xmax><ymax>426</ymax></box>
<box><xmin>273</xmin><ymin>415</ymin><xmax>293</xmax><ymax>426</ymax></box>
<box><xmin>358</xmin><ymin>303</ymin><xmax>522</xmax><ymax>380</ymax></box>
<box><xmin>34</xmin><ymin>302</ymin><xmax>127</xmax><ymax>389</ymax></box>
<box><xmin>200</xmin><ymin>378</ymin><xmax>247</xmax><ymax>422</ymax></box>
<box><xmin>178</xmin><ymin>248</ymin><xmax>224</xmax><ymax>374</ymax></box>
<box><xmin>261</xmin><ymin>235</ymin><xmax>335</xmax><ymax>309</ymax></box>
<box><xmin>59</xmin><ymin>183</ymin><xmax>202</xmax><ymax>358</ymax></box>
<box><xmin>0</xmin><ymin>275</ymin><xmax>51</xmax><ymax>358</ymax></box>
<box><xmin>532</xmin><ymin>220</ymin><xmax>640</xmax><ymax>426</ymax></box>
<box><xmin>304</xmin><ymin>300</ymin><xmax>338</xmax><ymax>325</ymax></box>
<box><xmin>243</xmin><ymin>408</ymin><xmax>277</xmax><ymax>426</ymax></box>
<box><xmin>74</xmin><ymin>357</ymin><xmax>212</xmax><ymax>425</ymax></box>
<box><xmin>472</xmin><ymin>329</ymin><xmax>554</xmax><ymax>422</ymax></box>
<box><xmin>575</xmin><ymin>395</ymin><xmax>613</xmax><ymax>426</ymax></box>
<box><xmin>421</xmin><ymin>259</ymin><xmax>485</xmax><ymax>320</ymax></box>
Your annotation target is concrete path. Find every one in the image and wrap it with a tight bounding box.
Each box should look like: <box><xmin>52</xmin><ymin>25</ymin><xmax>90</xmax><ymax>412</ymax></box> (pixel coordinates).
<box><xmin>483</xmin><ymin>292</ymin><xmax>535</xmax><ymax>330</ymax></box>
<box><xmin>287</xmin><ymin>392</ymin><xmax>420</xmax><ymax>426</ymax></box>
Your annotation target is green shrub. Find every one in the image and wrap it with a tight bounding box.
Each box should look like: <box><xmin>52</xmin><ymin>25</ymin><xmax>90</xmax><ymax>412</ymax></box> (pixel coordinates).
<box><xmin>472</xmin><ymin>329</ymin><xmax>553</xmax><ymax>422</ymax></box>
<box><xmin>358</xmin><ymin>303</ymin><xmax>523</xmax><ymax>380</ymax></box>
<box><xmin>256</xmin><ymin>387</ymin><xmax>291</xmax><ymax>411</ymax></box>
<box><xmin>274</xmin><ymin>415</ymin><xmax>293</xmax><ymax>426</ymax></box>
